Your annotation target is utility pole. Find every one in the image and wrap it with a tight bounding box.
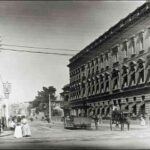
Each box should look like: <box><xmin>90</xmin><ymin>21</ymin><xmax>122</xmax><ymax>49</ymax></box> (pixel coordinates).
<box><xmin>49</xmin><ymin>94</ymin><xmax>51</xmax><ymax>123</ymax></box>
<box><xmin>3</xmin><ymin>81</ymin><xmax>11</xmax><ymax>128</ymax></box>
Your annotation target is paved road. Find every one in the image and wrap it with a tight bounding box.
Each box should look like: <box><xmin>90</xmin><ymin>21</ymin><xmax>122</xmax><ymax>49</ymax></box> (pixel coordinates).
<box><xmin>0</xmin><ymin>121</ymin><xmax>150</xmax><ymax>149</ymax></box>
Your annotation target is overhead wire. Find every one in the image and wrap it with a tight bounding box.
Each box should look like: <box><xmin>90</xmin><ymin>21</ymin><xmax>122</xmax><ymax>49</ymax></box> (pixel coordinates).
<box><xmin>2</xmin><ymin>44</ymin><xmax>79</xmax><ymax>52</ymax></box>
<box><xmin>0</xmin><ymin>47</ymin><xmax>75</xmax><ymax>56</ymax></box>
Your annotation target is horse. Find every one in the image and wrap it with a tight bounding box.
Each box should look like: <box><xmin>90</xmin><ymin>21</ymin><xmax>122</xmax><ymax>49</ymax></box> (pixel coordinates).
<box><xmin>110</xmin><ymin>110</ymin><xmax>131</xmax><ymax>131</ymax></box>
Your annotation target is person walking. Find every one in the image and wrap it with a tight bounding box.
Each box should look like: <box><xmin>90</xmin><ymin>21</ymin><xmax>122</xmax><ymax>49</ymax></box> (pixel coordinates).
<box><xmin>14</xmin><ymin>116</ymin><xmax>23</xmax><ymax>138</ymax></box>
<box><xmin>21</xmin><ymin>116</ymin><xmax>31</xmax><ymax>137</ymax></box>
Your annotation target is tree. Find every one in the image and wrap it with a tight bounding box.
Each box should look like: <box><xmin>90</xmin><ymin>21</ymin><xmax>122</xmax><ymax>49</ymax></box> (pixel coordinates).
<box><xmin>32</xmin><ymin>86</ymin><xmax>57</xmax><ymax>113</ymax></box>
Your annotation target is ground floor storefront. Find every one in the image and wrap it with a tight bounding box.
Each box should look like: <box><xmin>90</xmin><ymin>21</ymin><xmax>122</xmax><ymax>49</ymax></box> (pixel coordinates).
<box><xmin>70</xmin><ymin>91</ymin><xmax>150</xmax><ymax>125</ymax></box>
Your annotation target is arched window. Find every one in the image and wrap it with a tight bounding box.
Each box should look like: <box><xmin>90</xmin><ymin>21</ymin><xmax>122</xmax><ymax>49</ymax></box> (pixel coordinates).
<box><xmin>112</xmin><ymin>46</ymin><xmax>119</xmax><ymax>63</ymax></box>
<box><xmin>95</xmin><ymin>75</ymin><xmax>100</xmax><ymax>94</ymax></box>
<box><xmin>140</xmin><ymin>104</ymin><xmax>145</xmax><ymax>116</ymax></box>
<box><xmin>129</xmin><ymin>61</ymin><xmax>136</xmax><ymax>86</ymax></box>
<box><xmin>137</xmin><ymin>31</ymin><xmax>144</xmax><ymax>53</ymax></box>
<box><xmin>97</xmin><ymin>108</ymin><xmax>100</xmax><ymax>115</ymax></box>
<box><xmin>101</xmin><ymin>108</ymin><xmax>105</xmax><ymax>116</ymax></box>
<box><xmin>87</xmin><ymin>80</ymin><xmax>91</xmax><ymax>96</ymax></box>
<box><xmin>132</xmin><ymin>104</ymin><xmax>137</xmax><ymax>115</ymax></box>
<box><xmin>81</xmin><ymin>82</ymin><xmax>85</xmax><ymax>97</ymax></box>
<box><xmin>91</xmin><ymin>79</ymin><xmax>95</xmax><ymax>95</ymax></box>
<box><xmin>129</xmin><ymin>36</ymin><xmax>136</xmax><ymax>55</ymax></box>
<box><xmin>105</xmin><ymin>53</ymin><xmax>109</xmax><ymax>67</ymax></box>
<box><xmin>137</xmin><ymin>58</ymin><xmax>145</xmax><ymax>84</ymax></box>
<box><xmin>111</xmin><ymin>68</ymin><xmax>119</xmax><ymax>90</ymax></box>
<box><xmin>122</xmin><ymin>40</ymin><xmax>128</xmax><ymax>58</ymax></box>
<box><xmin>87</xmin><ymin>62</ymin><xmax>90</xmax><ymax>77</ymax></box>
<box><xmin>100</xmin><ymin>74</ymin><xmax>104</xmax><ymax>93</ymax></box>
<box><xmin>105</xmin><ymin>72</ymin><xmax>110</xmax><ymax>92</ymax></box>
<box><xmin>122</xmin><ymin>65</ymin><xmax>128</xmax><ymax>88</ymax></box>
<box><xmin>100</xmin><ymin>55</ymin><xmax>104</xmax><ymax>69</ymax></box>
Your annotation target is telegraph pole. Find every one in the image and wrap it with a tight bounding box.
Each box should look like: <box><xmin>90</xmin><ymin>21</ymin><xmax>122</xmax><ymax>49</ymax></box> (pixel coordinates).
<box><xmin>49</xmin><ymin>94</ymin><xmax>51</xmax><ymax>123</ymax></box>
<box><xmin>3</xmin><ymin>81</ymin><xmax>11</xmax><ymax>128</ymax></box>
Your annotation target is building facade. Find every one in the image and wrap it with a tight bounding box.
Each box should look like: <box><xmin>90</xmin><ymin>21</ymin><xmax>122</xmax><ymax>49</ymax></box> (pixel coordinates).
<box><xmin>68</xmin><ymin>2</ymin><xmax>150</xmax><ymax>119</ymax></box>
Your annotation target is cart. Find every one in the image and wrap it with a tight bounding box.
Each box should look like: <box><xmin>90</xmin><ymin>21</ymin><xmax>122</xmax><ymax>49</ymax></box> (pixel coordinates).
<box><xmin>64</xmin><ymin>116</ymin><xmax>92</xmax><ymax>129</ymax></box>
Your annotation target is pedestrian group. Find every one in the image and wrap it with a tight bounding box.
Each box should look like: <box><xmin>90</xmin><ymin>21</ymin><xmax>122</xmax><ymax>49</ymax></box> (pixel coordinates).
<box><xmin>8</xmin><ymin>115</ymin><xmax>31</xmax><ymax>138</ymax></box>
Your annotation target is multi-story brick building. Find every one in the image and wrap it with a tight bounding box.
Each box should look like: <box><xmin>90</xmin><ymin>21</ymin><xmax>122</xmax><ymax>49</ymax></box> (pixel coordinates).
<box><xmin>68</xmin><ymin>2</ymin><xmax>150</xmax><ymax>119</ymax></box>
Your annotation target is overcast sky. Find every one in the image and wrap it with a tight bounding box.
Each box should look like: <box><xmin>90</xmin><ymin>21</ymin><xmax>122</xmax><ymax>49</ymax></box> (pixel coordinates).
<box><xmin>0</xmin><ymin>1</ymin><xmax>145</xmax><ymax>104</ymax></box>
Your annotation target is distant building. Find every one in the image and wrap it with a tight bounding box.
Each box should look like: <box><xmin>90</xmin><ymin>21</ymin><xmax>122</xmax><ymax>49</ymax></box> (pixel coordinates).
<box><xmin>9</xmin><ymin>102</ymin><xmax>31</xmax><ymax>117</ymax></box>
<box><xmin>60</xmin><ymin>84</ymin><xmax>70</xmax><ymax>116</ymax></box>
<box><xmin>68</xmin><ymin>2</ymin><xmax>150</xmax><ymax>119</ymax></box>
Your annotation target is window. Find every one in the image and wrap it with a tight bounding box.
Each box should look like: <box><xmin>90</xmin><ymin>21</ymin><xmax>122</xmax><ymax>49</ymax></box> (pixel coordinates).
<box><xmin>106</xmin><ymin>107</ymin><xmax>110</xmax><ymax>116</ymax></box>
<box><xmin>122</xmin><ymin>40</ymin><xmax>128</xmax><ymax>58</ymax></box>
<box><xmin>87</xmin><ymin>80</ymin><xmax>91</xmax><ymax>96</ymax></box>
<box><xmin>122</xmin><ymin>65</ymin><xmax>128</xmax><ymax>88</ymax></box>
<box><xmin>130</xmin><ymin>37</ymin><xmax>136</xmax><ymax>55</ymax></box>
<box><xmin>140</xmin><ymin>104</ymin><xmax>145</xmax><ymax>116</ymax></box>
<box><xmin>87</xmin><ymin>78</ymin><xmax>91</xmax><ymax>96</ymax></box>
<box><xmin>105</xmin><ymin>53</ymin><xmax>109</xmax><ymax>66</ymax></box>
<box><xmin>129</xmin><ymin>61</ymin><xmax>136</xmax><ymax>86</ymax></box>
<box><xmin>112</xmin><ymin>46</ymin><xmax>118</xmax><ymax>63</ymax></box>
<box><xmin>91</xmin><ymin>79</ymin><xmax>95</xmax><ymax>95</ymax></box>
<box><xmin>95</xmin><ymin>57</ymin><xmax>99</xmax><ymax>65</ymax></box>
<box><xmin>96</xmin><ymin>66</ymin><xmax>99</xmax><ymax>74</ymax></box>
<box><xmin>81</xmin><ymin>82</ymin><xmax>85</xmax><ymax>97</ymax></box>
<box><xmin>100</xmin><ymin>55</ymin><xmax>104</xmax><ymax>68</ymax></box>
<box><xmin>139</xmin><ymin>32</ymin><xmax>144</xmax><ymax>51</ymax></box>
<box><xmin>95</xmin><ymin>75</ymin><xmax>100</xmax><ymax>94</ymax></box>
<box><xmin>111</xmin><ymin>69</ymin><xmax>119</xmax><ymax>90</ymax></box>
<box><xmin>81</xmin><ymin>65</ymin><xmax>85</xmax><ymax>72</ymax></box>
<box><xmin>105</xmin><ymin>72</ymin><xmax>110</xmax><ymax>92</ymax></box>
<box><xmin>91</xmin><ymin>67</ymin><xmax>94</xmax><ymax>76</ymax></box>
<box><xmin>87</xmin><ymin>62</ymin><xmax>90</xmax><ymax>77</ymax></box>
<box><xmin>132</xmin><ymin>104</ymin><xmax>137</xmax><ymax>115</ymax></box>
<box><xmin>137</xmin><ymin>59</ymin><xmax>145</xmax><ymax>84</ymax></box>
<box><xmin>100</xmin><ymin>74</ymin><xmax>104</xmax><ymax>93</ymax></box>
<box><xmin>91</xmin><ymin>60</ymin><xmax>94</xmax><ymax>67</ymax></box>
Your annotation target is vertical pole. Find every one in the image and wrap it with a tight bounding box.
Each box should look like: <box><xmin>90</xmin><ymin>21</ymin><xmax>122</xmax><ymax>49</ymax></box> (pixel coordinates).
<box><xmin>49</xmin><ymin>94</ymin><xmax>51</xmax><ymax>123</ymax></box>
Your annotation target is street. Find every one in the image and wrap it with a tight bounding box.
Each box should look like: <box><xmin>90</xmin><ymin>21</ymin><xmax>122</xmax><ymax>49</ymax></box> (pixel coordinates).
<box><xmin>0</xmin><ymin>120</ymin><xmax>150</xmax><ymax>149</ymax></box>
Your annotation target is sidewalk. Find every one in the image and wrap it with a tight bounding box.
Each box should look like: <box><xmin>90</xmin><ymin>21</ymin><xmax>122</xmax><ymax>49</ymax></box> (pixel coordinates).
<box><xmin>0</xmin><ymin>130</ymin><xmax>13</xmax><ymax>137</ymax></box>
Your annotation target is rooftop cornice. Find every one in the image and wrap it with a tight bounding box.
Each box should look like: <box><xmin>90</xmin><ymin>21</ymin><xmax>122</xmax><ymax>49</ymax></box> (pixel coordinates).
<box><xmin>68</xmin><ymin>2</ymin><xmax>149</xmax><ymax>67</ymax></box>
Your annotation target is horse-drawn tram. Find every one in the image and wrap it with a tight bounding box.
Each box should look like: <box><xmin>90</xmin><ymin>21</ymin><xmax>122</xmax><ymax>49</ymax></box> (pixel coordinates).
<box><xmin>110</xmin><ymin>110</ymin><xmax>131</xmax><ymax>131</ymax></box>
<box><xmin>64</xmin><ymin>108</ymin><xmax>142</xmax><ymax>131</ymax></box>
<box><xmin>64</xmin><ymin>116</ymin><xmax>92</xmax><ymax>129</ymax></box>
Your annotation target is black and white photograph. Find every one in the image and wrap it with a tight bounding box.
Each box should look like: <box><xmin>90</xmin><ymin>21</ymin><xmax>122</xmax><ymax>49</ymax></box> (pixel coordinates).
<box><xmin>0</xmin><ymin>0</ymin><xmax>150</xmax><ymax>149</ymax></box>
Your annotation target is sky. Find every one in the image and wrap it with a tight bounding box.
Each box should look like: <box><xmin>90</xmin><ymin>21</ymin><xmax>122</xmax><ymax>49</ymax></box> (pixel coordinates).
<box><xmin>0</xmin><ymin>1</ymin><xmax>145</xmax><ymax>104</ymax></box>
